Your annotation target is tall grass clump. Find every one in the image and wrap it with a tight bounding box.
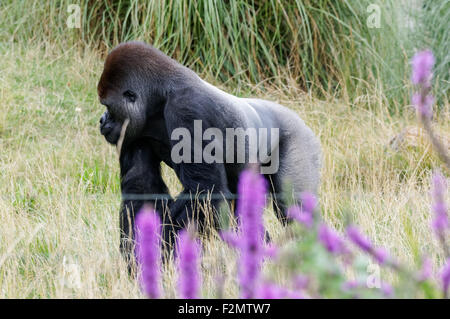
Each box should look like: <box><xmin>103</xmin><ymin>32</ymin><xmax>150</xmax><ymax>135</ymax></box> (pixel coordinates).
<box><xmin>1</xmin><ymin>0</ymin><xmax>439</xmax><ymax>108</ymax></box>
<box><xmin>412</xmin><ymin>0</ymin><xmax>450</xmax><ymax>106</ymax></box>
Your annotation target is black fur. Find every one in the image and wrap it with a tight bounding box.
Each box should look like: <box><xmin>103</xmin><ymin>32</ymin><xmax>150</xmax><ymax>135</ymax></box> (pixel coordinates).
<box><xmin>116</xmin><ymin>138</ymin><xmax>172</xmax><ymax>270</ymax></box>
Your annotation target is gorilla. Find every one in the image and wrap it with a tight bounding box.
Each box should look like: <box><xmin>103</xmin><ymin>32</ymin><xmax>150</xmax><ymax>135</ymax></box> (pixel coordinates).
<box><xmin>98</xmin><ymin>41</ymin><xmax>321</xmax><ymax>262</ymax></box>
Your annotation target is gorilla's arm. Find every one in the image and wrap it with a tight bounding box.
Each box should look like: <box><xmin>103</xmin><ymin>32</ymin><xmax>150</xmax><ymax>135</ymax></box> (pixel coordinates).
<box><xmin>163</xmin><ymin>93</ymin><xmax>232</xmax><ymax>239</ymax></box>
<box><xmin>119</xmin><ymin>139</ymin><xmax>172</xmax><ymax>269</ymax></box>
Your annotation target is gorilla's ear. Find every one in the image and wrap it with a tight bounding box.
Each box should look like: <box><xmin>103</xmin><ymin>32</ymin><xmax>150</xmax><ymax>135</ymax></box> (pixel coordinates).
<box><xmin>123</xmin><ymin>90</ymin><xmax>136</xmax><ymax>103</ymax></box>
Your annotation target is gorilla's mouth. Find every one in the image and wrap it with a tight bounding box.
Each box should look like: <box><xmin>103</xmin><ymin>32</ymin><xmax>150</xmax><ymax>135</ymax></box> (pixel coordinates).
<box><xmin>104</xmin><ymin>132</ymin><xmax>120</xmax><ymax>145</ymax></box>
<box><xmin>99</xmin><ymin>111</ymin><xmax>122</xmax><ymax>145</ymax></box>
<box><xmin>100</xmin><ymin>124</ymin><xmax>113</xmax><ymax>136</ymax></box>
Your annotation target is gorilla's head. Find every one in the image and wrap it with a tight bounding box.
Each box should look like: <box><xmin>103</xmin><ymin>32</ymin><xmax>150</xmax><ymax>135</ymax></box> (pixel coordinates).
<box><xmin>97</xmin><ymin>41</ymin><xmax>182</xmax><ymax>145</ymax></box>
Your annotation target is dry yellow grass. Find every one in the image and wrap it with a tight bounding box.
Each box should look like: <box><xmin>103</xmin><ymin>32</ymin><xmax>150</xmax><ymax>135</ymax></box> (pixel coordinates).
<box><xmin>0</xmin><ymin>43</ymin><xmax>448</xmax><ymax>298</ymax></box>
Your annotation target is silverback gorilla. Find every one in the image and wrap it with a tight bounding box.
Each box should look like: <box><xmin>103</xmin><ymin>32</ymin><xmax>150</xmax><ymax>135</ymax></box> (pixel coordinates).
<box><xmin>98</xmin><ymin>41</ymin><xmax>321</xmax><ymax>264</ymax></box>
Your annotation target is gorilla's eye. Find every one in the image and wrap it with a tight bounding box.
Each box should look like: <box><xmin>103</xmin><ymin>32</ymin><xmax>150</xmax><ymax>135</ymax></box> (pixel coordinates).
<box><xmin>123</xmin><ymin>90</ymin><xmax>136</xmax><ymax>102</ymax></box>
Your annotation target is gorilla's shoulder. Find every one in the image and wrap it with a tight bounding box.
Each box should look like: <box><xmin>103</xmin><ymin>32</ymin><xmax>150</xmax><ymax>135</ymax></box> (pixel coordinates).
<box><xmin>167</xmin><ymin>83</ymin><xmax>215</xmax><ymax>106</ymax></box>
<box><xmin>112</xmin><ymin>41</ymin><xmax>153</xmax><ymax>52</ymax></box>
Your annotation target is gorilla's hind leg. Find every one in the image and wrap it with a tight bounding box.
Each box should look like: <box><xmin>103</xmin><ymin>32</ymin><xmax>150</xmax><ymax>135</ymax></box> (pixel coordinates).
<box><xmin>267</xmin><ymin>174</ymin><xmax>291</xmax><ymax>226</ymax></box>
<box><xmin>267</xmin><ymin>143</ymin><xmax>320</xmax><ymax>226</ymax></box>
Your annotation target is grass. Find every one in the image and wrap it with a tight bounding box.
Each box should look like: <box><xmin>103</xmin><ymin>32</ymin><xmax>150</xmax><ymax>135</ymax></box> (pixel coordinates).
<box><xmin>2</xmin><ymin>0</ymin><xmax>448</xmax><ymax>109</ymax></box>
<box><xmin>0</xmin><ymin>41</ymin><xmax>448</xmax><ymax>298</ymax></box>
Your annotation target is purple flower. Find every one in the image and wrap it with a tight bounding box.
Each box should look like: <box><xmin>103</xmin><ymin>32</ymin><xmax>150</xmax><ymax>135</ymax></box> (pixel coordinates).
<box><xmin>318</xmin><ymin>224</ymin><xmax>346</xmax><ymax>254</ymax></box>
<box><xmin>346</xmin><ymin>226</ymin><xmax>373</xmax><ymax>252</ymax></box>
<box><xmin>431</xmin><ymin>172</ymin><xmax>448</xmax><ymax>237</ymax></box>
<box><xmin>417</xmin><ymin>256</ymin><xmax>432</xmax><ymax>282</ymax></box>
<box><xmin>177</xmin><ymin>230</ymin><xmax>202</xmax><ymax>299</ymax></box>
<box><xmin>263</xmin><ymin>244</ymin><xmax>278</xmax><ymax>258</ymax></box>
<box><xmin>135</xmin><ymin>207</ymin><xmax>161</xmax><ymax>299</ymax></box>
<box><xmin>256</xmin><ymin>282</ymin><xmax>283</xmax><ymax>299</ymax></box>
<box><xmin>301</xmin><ymin>191</ymin><xmax>317</xmax><ymax>214</ymax></box>
<box><xmin>287</xmin><ymin>192</ymin><xmax>317</xmax><ymax>228</ymax></box>
<box><xmin>432</xmin><ymin>213</ymin><xmax>448</xmax><ymax>237</ymax></box>
<box><xmin>441</xmin><ymin>259</ymin><xmax>450</xmax><ymax>298</ymax></box>
<box><xmin>287</xmin><ymin>205</ymin><xmax>313</xmax><ymax>228</ymax></box>
<box><xmin>412</xmin><ymin>93</ymin><xmax>434</xmax><ymax>118</ymax></box>
<box><xmin>346</xmin><ymin>225</ymin><xmax>391</xmax><ymax>265</ymax></box>
<box><xmin>411</xmin><ymin>50</ymin><xmax>435</xmax><ymax>118</ymax></box>
<box><xmin>381</xmin><ymin>282</ymin><xmax>394</xmax><ymax>297</ymax></box>
<box><xmin>373</xmin><ymin>247</ymin><xmax>389</xmax><ymax>265</ymax></box>
<box><xmin>256</xmin><ymin>282</ymin><xmax>305</xmax><ymax>299</ymax></box>
<box><xmin>236</xmin><ymin>168</ymin><xmax>267</xmax><ymax>298</ymax></box>
<box><xmin>293</xmin><ymin>275</ymin><xmax>309</xmax><ymax>291</ymax></box>
<box><xmin>237</xmin><ymin>169</ymin><xmax>267</xmax><ymax>242</ymax></box>
<box><xmin>411</xmin><ymin>50</ymin><xmax>435</xmax><ymax>86</ymax></box>
<box><xmin>219</xmin><ymin>230</ymin><xmax>240</xmax><ymax>249</ymax></box>
<box><xmin>341</xmin><ymin>280</ymin><xmax>359</xmax><ymax>292</ymax></box>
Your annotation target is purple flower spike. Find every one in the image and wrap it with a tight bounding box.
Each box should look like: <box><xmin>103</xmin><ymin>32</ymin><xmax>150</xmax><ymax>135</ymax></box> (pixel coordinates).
<box><xmin>341</xmin><ymin>280</ymin><xmax>359</xmax><ymax>292</ymax></box>
<box><xmin>263</xmin><ymin>244</ymin><xmax>278</xmax><ymax>258</ymax></box>
<box><xmin>293</xmin><ymin>275</ymin><xmax>310</xmax><ymax>291</ymax></box>
<box><xmin>418</xmin><ymin>257</ymin><xmax>432</xmax><ymax>282</ymax></box>
<box><xmin>346</xmin><ymin>226</ymin><xmax>393</xmax><ymax>265</ymax></box>
<box><xmin>177</xmin><ymin>230</ymin><xmax>202</xmax><ymax>299</ymax></box>
<box><xmin>298</xmin><ymin>213</ymin><xmax>313</xmax><ymax>228</ymax></box>
<box><xmin>432</xmin><ymin>213</ymin><xmax>448</xmax><ymax>236</ymax></box>
<box><xmin>237</xmin><ymin>168</ymin><xmax>267</xmax><ymax>299</ymax></box>
<box><xmin>220</xmin><ymin>230</ymin><xmax>240</xmax><ymax>249</ymax></box>
<box><xmin>411</xmin><ymin>50</ymin><xmax>435</xmax><ymax>86</ymax></box>
<box><xmin>237</xmin><ymin>168</ymin><xmax>267</xmax><ymax>242</ymax></box>
<box><xmin>300</xmin><ymin>191</ymin><xmax>317</xmax><ymax>214</ymax></box>
<box><xmin>135</xmin><ymin>207</ymin><xmax>161</xmax><ymax>299</ymax></box>
<box><xmin>412</xmin><ymin>93</ymin><xmax>434</xmax><ymax>118</ymax></box>
<box><xmin>381</xmin><ymin>282</ymin><xmax>393</xmax><ymax>297</ymax></box>
<box><xmin>431</xmin><ymin>172</ymin><xmax>448</xmax><ymax>237</ymax></box>
<box><xmin>318</xmin><ymin>224</ymin><xmax>345</xmax><ymax>254</ymax></box>
<box><xmin>346</xmin><ymin>226</ymin><xmax>373</xmax><ymax>253</ymax></box>
<box><xmin>287</xmin><ymin>205</ymin><xmax>313</xmax><ymax>228</ymax></box>
<box><xmin>256</xmin><ymin>282</ymin><xmax>305</xmax><ymax>299</ymax></box>
<box><xmin>287</xmin><ymin>192</ymin><xmax>317</xmax><ymax>228</ymax></box>
<box><xmin>256</xmin><ymin>282</ymin><xmax>283</xmax><ymax>299</ymax></box>
<box><xmin>373</xmin><ymin>248</ymin><xmax>389</xmax><ymax>265</ymax></box>
<box><xmin>411</xmin><ymin>50</ymin><xmax>435</xmax><ymax>118</ymax></box>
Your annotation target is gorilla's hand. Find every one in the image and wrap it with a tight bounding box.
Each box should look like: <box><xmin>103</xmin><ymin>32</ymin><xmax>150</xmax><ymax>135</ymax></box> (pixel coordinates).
<box><xmin>100</xmin><ymin>111</ymin><xmax>122</xmax><ymax>145</ymax></box>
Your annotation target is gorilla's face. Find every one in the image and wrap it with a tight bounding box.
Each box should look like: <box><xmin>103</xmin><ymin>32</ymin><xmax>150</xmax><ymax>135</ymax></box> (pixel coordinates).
<box><xmin>97</xmin><ymin>72</ymin><xmax>147</xmax><ymax>145</ymax></box>
<box><xmin>99</xmin><ymin>111</ymin><xmax>122</xmax><ymax>145</ymax></box>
